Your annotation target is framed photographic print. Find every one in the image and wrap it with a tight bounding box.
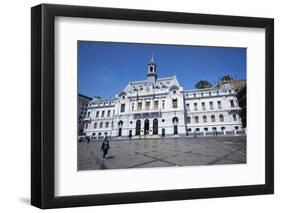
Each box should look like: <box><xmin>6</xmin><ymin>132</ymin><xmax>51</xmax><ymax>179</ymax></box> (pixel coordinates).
<box><xmin>31</xmin><ymin>4</ymin><xmax>274</xmax><ymax>209</ymax></box>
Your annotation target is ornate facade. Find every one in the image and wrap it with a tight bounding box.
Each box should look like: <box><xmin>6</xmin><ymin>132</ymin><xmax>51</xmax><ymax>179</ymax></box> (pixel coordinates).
<box><xmin>82</xmin><ymin>56</ymin><xmax>245</xmax><ymax>139</ymax></box>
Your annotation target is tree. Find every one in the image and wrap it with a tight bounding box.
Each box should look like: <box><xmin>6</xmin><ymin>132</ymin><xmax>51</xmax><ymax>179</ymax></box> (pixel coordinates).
<box><xmin>221</xmin><ymin>75</ymin><xmax>233</xmax><ymax>82</ymax></box>
<box><xmin>195</xmin><ymin>80</ymin><xmax>212</xmax><ymax>89</ymax></box>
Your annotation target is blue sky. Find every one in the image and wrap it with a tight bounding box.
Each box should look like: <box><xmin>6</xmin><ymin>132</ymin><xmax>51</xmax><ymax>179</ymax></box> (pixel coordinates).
<box><xmin>78</xmin><ymin>41</ymin><xmax>246</xmax><ymax>99</ymax></box>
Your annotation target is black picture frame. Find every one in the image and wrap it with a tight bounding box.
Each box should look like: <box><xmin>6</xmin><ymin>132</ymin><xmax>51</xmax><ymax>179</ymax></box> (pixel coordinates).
<box><xmin>31</xmin><ymin>3</ymin><xmax>274</xmax><ymax>209</ymax></box>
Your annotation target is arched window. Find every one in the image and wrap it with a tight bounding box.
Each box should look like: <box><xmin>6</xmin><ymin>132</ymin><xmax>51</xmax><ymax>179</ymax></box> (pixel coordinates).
<box><xmin>118</xmin><ymin>120</ymin><xmax>123</xmax><ymax>127</ymax></box>
<box><xmin>99</xmin><ymin>122</ymin><xmax>103</xmax><ymax>128</ymax></box>
<box><xmin>187</xmin><ymin>116</ymin><xmax>191</xmax><ymax>124</ymax></box>
<box><xmin>219</xmin><ymin>114</ymin><xmax>224</xmax><ymax>122</ymax></box>
<box><xmin>203</xmin><ymin>115</ymin><xmax>207</xmax><ymax>123</ymax></box>
<box><xmin>172</xmin><ymin>117</ymin><xmax>179</xmax><ymax>124</ymax></box>
<box><xmin>233</xmin><ymin>114</ymin><xmax>237</xmax><ymax>121</ymax></box>
<box><xmin>211</xmin><ymin>115</ymin><xmax>216</xmax><ymax>122</ymax></box>
<box><xmin>94</xmin><ymin>122</ymin><xmax>97</xmax><ymax>128</ymax></box>
<box><xmin>105</xmin><ymin>122</ymin><xmax>109</xmax><ymax>128</ymax></box>
<box><xmin>195</xmin><ymin>116</ymin><xmax>199</xmax><ymax>123</ymax></box>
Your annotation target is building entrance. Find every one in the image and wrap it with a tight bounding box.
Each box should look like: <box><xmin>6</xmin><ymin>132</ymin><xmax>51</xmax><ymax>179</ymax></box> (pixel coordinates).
<box><xmin>144</xmin><ymin>119</ymin><xmax>149</xmax><ymax>135</ymax></box>
<box><xmin>135</xmin><ymin>119</ymin><xmax>141</xmax><ymax>136</ymax></box>
<box><xmin>153</xmin><ymin>119</ymin><xmax>158</xmax><ymax>135</ymax></box>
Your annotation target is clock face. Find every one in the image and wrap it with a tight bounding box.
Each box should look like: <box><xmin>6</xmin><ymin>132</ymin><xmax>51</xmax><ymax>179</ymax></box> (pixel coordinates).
<box><xmin>221</xmin><ymin>83</ymin><xmax>231</xmax><ymax>92</ymax></box>
<box><xmin>146</xmin><ymin>87</ymin><xmax>150</xmax><ymax>92</ymax></box>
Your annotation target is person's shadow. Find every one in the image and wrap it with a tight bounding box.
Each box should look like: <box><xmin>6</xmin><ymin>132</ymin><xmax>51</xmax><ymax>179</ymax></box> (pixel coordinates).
<box><xmin>99</xmin><ymin>156</ymin><xmax>115</xmax><ymax>169</ymax></box>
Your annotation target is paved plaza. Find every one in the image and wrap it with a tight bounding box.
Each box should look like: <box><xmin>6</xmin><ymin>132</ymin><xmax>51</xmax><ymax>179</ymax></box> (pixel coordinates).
<box><xmin>78</xmin><ymin>136</ymin><xmax>246</xmax><ymax>170</ymax></box>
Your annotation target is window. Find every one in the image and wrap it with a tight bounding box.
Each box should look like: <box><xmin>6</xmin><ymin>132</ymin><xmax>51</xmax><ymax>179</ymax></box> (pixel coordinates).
<box><xmin>211</xmin><ymin>115</ymin><xmax>215</xmax><ymax>122</ymax></box>
<box><xmin>233</xmin><ymin>114</ymin><xmax>237</xmax><ymax>121</ymax></box>
<box><xmin>107</xmin><ymin>110</ymin><xmax>111</xmax><ymax>117</ymax></box>
<box><xmin>120</xmin><ymin>104</ymin><xmax>125</xmax><ymax>112</ymax></box>
<box><xmin>95</xmin><ymin>111</ymin><xmax>99</xmax><ymax>118</ymax></box>
<box><xmin>195</xmin><ymin>116</ymin><xmax>199</xmax><ymax>123</ymax></box>
<box><xmin>137</xmin><ymin>102</ymin><xmax>142</xmax><ymax>111</ymax></box>
<box><xmin>101</xmin><ymin>110</ymin><xmax>105</xmax><ymax>117</ymax></box>
<box><xmin>105</xmin><ymin>122</ymin><xmax>109</xmax><ymax>128</ymax></box>
<box><xmin>187</xmin><ymin>116</ymin><xmax>191</xmax><ymax>123</ymax></box>
<box><xmin>94</xmin><ymin>122</ymin><xmax>97</xmax><ymax>128</ymax></box>
<box><xmin>85</xmin><ymin>123</ymin><xmax>88</xmax><ymax>129</ymax></box>
<box><xmin>172</xmin><ymin>99</ymin><xmax>178</xmax><ymax>108</ymax></box>
<box><xmin>173</xmin><ymin>90</ymin><xmax>177</xmax><ymax>95</ymax></box>
<box><xmin>196</xmin><ymin>128</ymin><xmax>200</xmax><ymax>132</ymax></box>
<box><xmin>131</xmin><ymin>103</ymin><xmax>134</xmax><ymax>111</ymax></box>
<box><xmin>219</xmin><ymin>114</ymin><xmax>224</xmax><ymax>122</ymax></box>
<box><xmin>209</xmin><ymin>101</ymin><xmax>214</xmax><ymax>110</ymax></box>
<box><xmin>209</xmin><ymin>92</ymin><xmax>212</xmax><ymax>96</ymax></box>
<box><xmin>145</xmin><ymin>101</ymin><xmax>150</xmax><ymax>110</ymax></box>
<box><xmin>204</xmin><ymin>127</ymin><xmax>208</xmax><ymax>131</ymax></box>
<box><xmin>186</xmin><ymin>103</ymin><xmax>190</xmax><ymax>111</ymax></box>
<box><xmin>201</xmin><ymin>92</ymin><xmax>204</xmax><ymax>97</ymax></box>
<box><xmin>203</xmin><ymin>115</ymin><xmax>207</xmax><ymax>123</ymax></box>
<box><xmin>193</xmin><ymin>93</ymin><xmax>196</xmax><ymax>98</ymax></box>
<box><xmin>154</xmin><ymin>100</ymin><xmax>159</xmax><ymax>109</ymax></box>
<box><xmin>87</xmin><ymin>112</ymin><xmax>90</xmax><ymax>117</ymax></box>
<box><xmin>162</xmin><ymin>100</ymin><xmax>165</xmax><ymax>109</ymax></box>
<box><xmin>194</xmin><ymin>103</ymin><xmax>198</xmax><ymax>111</ymax></box>
<box><xmin>217</xmin><ymin>101</ymin><xmax>222</xmax><ymax>109</ymax></box>
<box><xmin>230</xmin><ymin>100</ymin><xmax>235</xmax><ymax>107</ymax></box>
<box><xmin>99</xmin><ymin>122</ymin><xmax>103</xmax><ymax>128</ymax></box>
<box><xmin>201</xmin><ymin>102</ymin><xmax>206</xmax><ymax>110</ymax></box>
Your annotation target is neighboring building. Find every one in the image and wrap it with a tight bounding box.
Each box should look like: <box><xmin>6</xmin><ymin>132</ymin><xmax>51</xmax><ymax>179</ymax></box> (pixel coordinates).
<box><xmin>83</xmin><ymin>56</ymin><xmax>245</xmax><ymax>139</ymax></box>
<box><xmin>78</xmin><ymin>94</ymin><xmax>92</xmax><ymax>133</ymax></box>
<box><xmin>236</xmin><ymin>86</ymin><xmax>247</xmax><ymax>128</ymax></box>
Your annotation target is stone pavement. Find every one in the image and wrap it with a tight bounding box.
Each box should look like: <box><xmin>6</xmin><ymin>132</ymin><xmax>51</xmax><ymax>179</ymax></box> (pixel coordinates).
<box><xmin>78</xmin><ymin>136</ymin><xmax>246</xmax><ymax>171</ymax></box>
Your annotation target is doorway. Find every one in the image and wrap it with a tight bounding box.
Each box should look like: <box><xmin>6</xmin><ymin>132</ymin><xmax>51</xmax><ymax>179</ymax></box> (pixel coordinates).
<box><xmin>144</xmin><ymin>119</ymin><xmax>149</xmax><ymax>135</ymax></box>
<box><xmin>153</xmin><ymin>119</ymin><xmax>158</xmax><ymax>135</ymax></box>
<box><xmin>135</xmin><ymin>119</ymin><xmax>141</xmax><ymax>136</ymax></box>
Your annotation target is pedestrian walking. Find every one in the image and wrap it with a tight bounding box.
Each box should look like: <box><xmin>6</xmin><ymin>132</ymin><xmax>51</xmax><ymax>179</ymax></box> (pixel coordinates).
<box><xmin>101</xmin><ymin>135</ymin><xmax>110</xmax><ymax>160</ymax></box>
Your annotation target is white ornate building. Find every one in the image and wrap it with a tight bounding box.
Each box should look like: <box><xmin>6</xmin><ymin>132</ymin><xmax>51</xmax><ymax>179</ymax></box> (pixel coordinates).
<box><xmin>82</xmin><ymin>56</ymin><xmax>245</xmax><ymax>139</ymax></box>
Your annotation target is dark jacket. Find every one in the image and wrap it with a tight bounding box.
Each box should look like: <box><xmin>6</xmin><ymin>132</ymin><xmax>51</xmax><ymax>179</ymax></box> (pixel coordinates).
<box><xmin>101</xmin><ymin>138</ymin><xmax>110</xmax><ymax>151</ymax></box>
